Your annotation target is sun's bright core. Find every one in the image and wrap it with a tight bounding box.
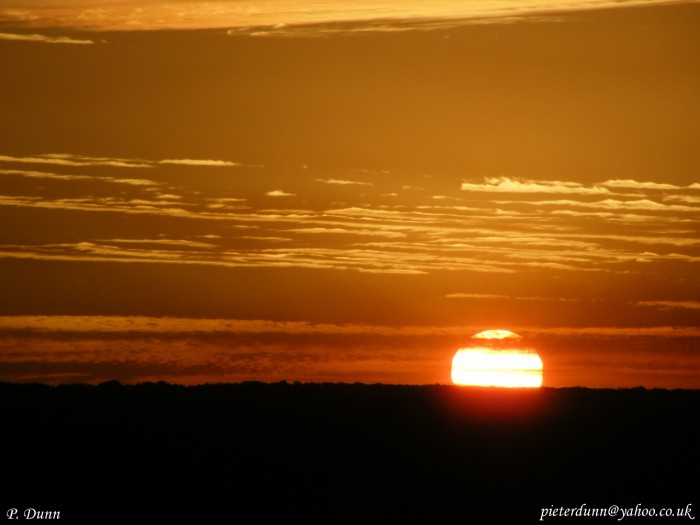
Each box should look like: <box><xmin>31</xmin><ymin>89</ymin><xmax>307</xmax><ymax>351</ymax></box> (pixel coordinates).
<box><xmin>451</xmin><ymin>329</ymin><xmax>543</xmax><ymax>388</ymax></box>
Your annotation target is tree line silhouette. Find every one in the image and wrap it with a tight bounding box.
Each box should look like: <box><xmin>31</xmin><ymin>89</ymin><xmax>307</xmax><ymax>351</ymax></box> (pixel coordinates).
<box><xmin>2</xmin><ymin>381</ymin><xmax>697</xmax><ymax>523</ymax></box>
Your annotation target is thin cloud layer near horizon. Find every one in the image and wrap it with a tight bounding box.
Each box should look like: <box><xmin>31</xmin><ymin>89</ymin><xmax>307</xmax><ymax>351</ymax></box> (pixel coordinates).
<box><xmin>0</xmin><ymin>0</ymin><xmax>698</xmax><ymax>387</ymax></box>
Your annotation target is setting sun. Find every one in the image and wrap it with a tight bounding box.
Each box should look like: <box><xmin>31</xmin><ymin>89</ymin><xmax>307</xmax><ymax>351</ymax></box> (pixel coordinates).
<box><xmin>451</xmin><ymin>330</ymin><xmax>543</xmax><ymax>388</ymax></box>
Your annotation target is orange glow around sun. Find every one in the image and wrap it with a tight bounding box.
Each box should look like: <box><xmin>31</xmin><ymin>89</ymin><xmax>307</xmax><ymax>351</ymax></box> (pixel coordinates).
<box><xmin>451</xmin><ymin>329</ymin><xmax>543</xmax><ymax>388</ymax></box>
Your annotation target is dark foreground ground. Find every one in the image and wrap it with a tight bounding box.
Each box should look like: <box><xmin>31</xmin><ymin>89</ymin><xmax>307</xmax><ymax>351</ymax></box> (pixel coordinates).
<box><xmin>1</xmin><ymin>382</ymin><xmax>698</xmax><ymax>523</ymax></box>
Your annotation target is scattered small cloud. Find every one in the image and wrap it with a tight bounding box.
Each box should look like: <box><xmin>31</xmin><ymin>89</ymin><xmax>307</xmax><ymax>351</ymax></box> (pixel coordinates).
<box><xmin>156</xmin><ymin>194</ymin><xmax>183</xmax><ymax>200</ymax></box>
<box><xmin>266</xmin><ymin>190</ymin><xmax>295</xmax><ymax>197</ymax></box>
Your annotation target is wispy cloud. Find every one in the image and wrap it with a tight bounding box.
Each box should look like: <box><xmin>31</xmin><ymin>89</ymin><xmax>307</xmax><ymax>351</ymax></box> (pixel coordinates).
<box><xmin>0</xmin><ymin>32</ymin><xmax>95</xmax><ymax>45</ymax></box>
<box><xmin>0</xmin><ymin>153</ymin><xmax>247</xmax><ymax>170</ymax></box>
<box><xmin>0</xmin><ymin>153</ymin><xmax>151</xmax><ymax>168</ymax></box>
<box><xmin>445</xmin><ymin>292</ymin><xmax>508</xmax><ymax>300</ymax></box>
<box><xmin>445</xmin><ymin>293</ymin><xmax>576</xmax><ymax>302</ymax></box>
<box><xmin>205</xmin><ymin>197</ymin><xmax>248</xmax><ymax>210</ymax></box>
<box><xmin>2</xmin><ymin>188</ymin><xmax>696</xmax><ymax>275</ymax></box>
<box><xmin>0</xmin><ymin>168</ymin><xmax>94</xmax><ymax>181</ymax></box>
<box><xmin>461</xmin><ymin>177</ymin><xmax>700</xmax><ymax>197</ymax></box>
<box><xmin>664</xmin><ymin>195</ymin><xmax>700</xmax><ymax>204</ymax></box>
<box><xmin>290</xmin><ymin>227</ymin><xmax>405</xmax><ymax>238</ymax></box>
<box><xmin>0</xmin><ymin>168</ymin><xmax>159</xmax><ymax>186</ymax></box>
<box><xmin>266</xmin><ymin>190</ymin><xmax>295</xmax><ymax>197</ymax></box>
<box><xmin>111</xmin><ymin>178</ymin><xmax>159</xmax><ymax>186</ymax></box>
<box><xmin>240</xmin><ymin>236</ymin><xmax>292</xmax><ymax>242</ymax></box>
<box><xmin>315</xmin><ymin>178</ymin><xmax>372</xmax><ymax>186</ymax></box>
<box><xmin>97</xmin><ymin>238</ymin><xmax>219</xmax><ymax>249</ymax></box>
<box><xmin>601</xmin><ymin>179</ymin><xmax>683</xmax><ymax>190</ymax></box>
<box><xmin>508</xmin><ymin>198</ymin><xmax>698</xmax><ymax>213</ymax></box>
<box><xmin>159</xmin><ymin>159</ymin><xmax>241</xmax><ymax>167</ymax></box>
<box><xmin>1</xmin><ymin>154</ymin><xmax>697</xmax><ymax>279</ymax></box>
<box><xmin>461</xmin><ymin>177</ymin><xmax>610</xmax><ymax>195</ymax></box>
<box><xmin>635</xmin><ymin>301</ymin><xmax>700</xmax><ymax>311</ymax></box>
<box><xmin>0</xmin><ymin>239</ymin><xmax>514</xmax><ymax>275</ymax></box>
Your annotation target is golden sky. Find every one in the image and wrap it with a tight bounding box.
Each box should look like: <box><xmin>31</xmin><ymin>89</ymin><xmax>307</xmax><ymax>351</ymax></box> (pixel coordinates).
<box><xmin>0</xmin><ymin>0</ymin><xmax>698</xmax><ymax>387</ymax></box>
<box><xmin>0</xmin><ymin>0</ymin><xmax>691</xmax><ymax>31</ymax></box>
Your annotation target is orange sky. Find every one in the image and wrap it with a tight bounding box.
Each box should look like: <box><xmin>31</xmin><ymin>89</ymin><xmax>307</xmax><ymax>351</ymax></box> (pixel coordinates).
<box><xmin>0</xmin><ymin>0</ymin><xmax>698</xmax><ymax>387</ymax></box>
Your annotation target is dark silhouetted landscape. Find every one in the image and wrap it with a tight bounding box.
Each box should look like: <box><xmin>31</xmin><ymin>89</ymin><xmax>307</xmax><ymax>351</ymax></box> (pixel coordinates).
<box><xmin>2</xmin><ymin>382</ymin><xmax>697</xmax><ymax>523</ymax></box>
